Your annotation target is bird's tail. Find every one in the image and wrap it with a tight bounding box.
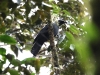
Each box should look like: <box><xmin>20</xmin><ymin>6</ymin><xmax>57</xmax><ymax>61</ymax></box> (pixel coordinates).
<box><xmin>31</xmin><ymin>42</ymin><xmax>43</xmax><ymax>56</ymax></box>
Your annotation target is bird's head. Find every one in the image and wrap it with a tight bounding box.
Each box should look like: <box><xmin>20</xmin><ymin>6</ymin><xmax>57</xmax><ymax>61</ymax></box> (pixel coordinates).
<box><xmin>58</xmin><ymin>20</ymin><xmax>67</xmax><ymax>26</ymax></box>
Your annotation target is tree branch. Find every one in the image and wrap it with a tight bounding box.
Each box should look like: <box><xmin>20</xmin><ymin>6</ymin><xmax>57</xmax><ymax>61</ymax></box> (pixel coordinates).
<box><xmin>48</xmin><ymin>13</ymin><xmax>60</xmax><ymax>75</ymax></box>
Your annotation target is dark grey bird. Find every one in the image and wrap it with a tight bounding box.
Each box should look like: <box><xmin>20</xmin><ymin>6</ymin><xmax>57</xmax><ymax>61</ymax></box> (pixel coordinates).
<box><xmin>31</xmin><ymin>20</ymin><xmax>67</xmax><ymax>56</ymax></box>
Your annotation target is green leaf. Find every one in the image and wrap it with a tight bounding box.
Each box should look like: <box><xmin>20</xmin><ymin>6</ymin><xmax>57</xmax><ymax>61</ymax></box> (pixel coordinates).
<box><xmin>31</xmin><ymin>73</ymin><xmax>35</xmax><ymax>75</ymax></box>
<box><xmin>69</xmin><ymin>25</ymin><xmax>80</xmax><ymax>35</ymax></box>
<box><xmin>63</xmin><ymin>41</ymin><xmax>71</xmax><ymax>51</ymax></box>
<box><xmin>34</xmin><ymin>59</ymin><xmax>41</xmax><ymax>73</ymax></box>
<box><xmin>11</xmin><ymin>59</ymin><xmax>21</xmax><ymax>66</ymax></box>
<box><xmin>14</xmin><ymin>10</ymin><xmax>23</xmax><ymax>19</ymax></box>
<box><xmin>11</xmin><ymin>45</ymin><xmax>18</xmax><ymax>56</ymax></box>
<box><xmin>25</xmin><ymin>1</ymin><xmax>31</xmax><ymax>17</ymax></box>
<box><xmin>22</xmin><ymin>67</ymin><xmax>31</xmax><ymax>75</ymax></box>
<box><xmin>66</xmin><ymin>31</ymin><xmax>75</xmax><ymax>42</ymax></box>
<box><xmin>30</xmin><ymin>12</ymin><xmax>39</xmax><ymax>24</ymax></box>
<box><xmin>21</xmin><ymin>57</ymin><xmax>36</xmax><ymax>65</ymax></box>
<box><xmin>0</xmin><ymin>23</ymin><xmax>6</xmax><ymax>33</ymax></box>
<box><xmin>15</xmin><ymin>33</ymin><xmax>25</xmax><ymax>46</ymax></box>
<box><xmin>6</xmin><ymin>53</ymin><xmax>15</xmax><ymax>61</ymax></box>
<box><xmin>63</xmin><ymin>10</ymin><xmax>70</xmax><ymax>16</ymax></box>
<box><xmin>0</xmin><ymin>61</ymin><xmax>4</xmax><ymax>69</ymax></box>
<box><xmin>8</xmin><ymin>68</ymin><xmax>20</xmax><ymax>75</ymax></box>
<box><xmin>52</xmin><ymin>3</ymin><xmax>61</xmax><ymax>14</ymax></box>
<box><xmin>0</xmin><ymin>34</ymin><xmax>17</xmax><ymax>44</ymax></box>
<box><xmin>0</xmin><ymin>48</ymin><xmax>6</xmax><ymax>55</ymax></box>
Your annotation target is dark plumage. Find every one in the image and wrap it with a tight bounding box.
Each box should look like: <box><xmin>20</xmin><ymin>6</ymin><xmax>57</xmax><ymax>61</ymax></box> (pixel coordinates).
<box><xmin>31</xmin><ymin>20</ymin><xmax>67</xmax><ymax>56</ymax></box>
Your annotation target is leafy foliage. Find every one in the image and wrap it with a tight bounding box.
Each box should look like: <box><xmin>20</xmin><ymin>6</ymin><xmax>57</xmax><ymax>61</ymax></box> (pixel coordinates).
<box><xmin>0</xmin><ymin>0</ymin><xmax>97</xmax><ymax>75</ymax></box>
<box><xmin>0</xmin><ymin>34</ymin><xmax>17</xmax><ymax>44</ymax></box>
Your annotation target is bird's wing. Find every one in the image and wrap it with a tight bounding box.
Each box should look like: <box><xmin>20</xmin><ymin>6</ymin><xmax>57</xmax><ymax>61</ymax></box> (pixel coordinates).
<box><xmin>33</xmin><ymin>25</ymin><xmax>48</xmax><ymax>44</ymax></box>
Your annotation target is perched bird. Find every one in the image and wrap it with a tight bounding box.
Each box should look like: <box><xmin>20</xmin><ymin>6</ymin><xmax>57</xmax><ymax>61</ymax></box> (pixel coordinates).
<box><xmin>31</xmin><ymin>20</ymin><xmax>67</xmax><ymax>56</ymax></box>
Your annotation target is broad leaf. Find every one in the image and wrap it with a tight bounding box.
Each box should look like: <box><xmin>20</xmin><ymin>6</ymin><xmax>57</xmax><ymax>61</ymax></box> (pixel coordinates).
<box><xmin>22</xmin><ymin>67</ymin><xmax>31</xmax><ymax>75</ymax></box>
<box><xmin>69</xmin><ymin>25</ymin><xmax>80</xmax><ymax>35</ymax></box>
<box><xmin>11</xmin><ymin>59</ymin><xmax>21</xmax><ymax>66</ymax></box>
<box><xmin>66</xmin><ymin>32</ymin><xmax>75</xmax><ymax>42</ymax></box>
<box><xmin>0</xmin><ymin>48</ymin><xmax>6</xmax><ymax>55</ymax></box>
<box><xmin>11</xmin><ymin>45</ymin><xmax>18</xmax><ymax>56</ymax></box>
<box><xmin>34</xmin><ymin>59</ymin><xmax>41</xmax><ymax>73</ymax></box>
<box><xmin>31</xmin><ymin>73</ymin><xmax>35</xmax><ymax>75</ymax></box>
<box><xmin>8</xmin><ymin>68</ymin><xmax>20</xmax><ymax>75</ymax></box>
<box><xmin>0</xmin><ymin>34</ymin><xmax>17</xmax><ymax>44</ymax></box>
<box><xmin>6</xmin><ymin>53</ymin><xmax>15</xmax><ymax>61</ymax></box>
<box><xmin>21</xmin><ymin>57</ymin><xmax>36</xmax><ymax>65</ymax></box>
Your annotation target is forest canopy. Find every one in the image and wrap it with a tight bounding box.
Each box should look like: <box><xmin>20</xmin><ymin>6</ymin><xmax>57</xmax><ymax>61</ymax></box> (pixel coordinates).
<box><xmin>0</xmin><ymin>0</ymin><xmax>100</xmax><ymax>75</ymax></box>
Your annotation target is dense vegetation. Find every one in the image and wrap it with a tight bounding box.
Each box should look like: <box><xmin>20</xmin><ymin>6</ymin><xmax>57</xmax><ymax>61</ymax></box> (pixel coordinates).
<box><xmin>0</xmin><ymin>0</ymin><xmax>100</xmax><ymax>75</ymax></box>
